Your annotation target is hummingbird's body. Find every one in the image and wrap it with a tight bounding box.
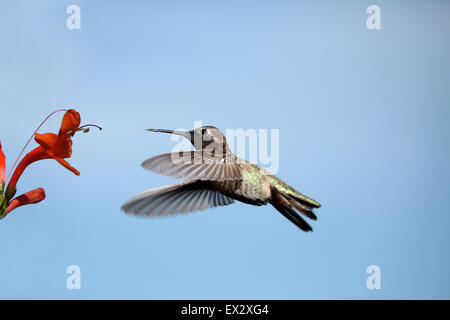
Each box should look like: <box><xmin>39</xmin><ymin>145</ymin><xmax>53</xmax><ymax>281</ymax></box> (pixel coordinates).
<box><xmin>122</xmin><ymin>126</ymin><xmax>321</xmax><ymax>231</ymax></box>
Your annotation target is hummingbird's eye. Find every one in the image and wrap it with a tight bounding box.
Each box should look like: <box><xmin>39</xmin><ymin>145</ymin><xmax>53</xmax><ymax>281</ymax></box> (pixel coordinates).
<box><xmin>201</xmin><ymin>128</ymin><xmax>208</xmax><ymax>135</ymax></box>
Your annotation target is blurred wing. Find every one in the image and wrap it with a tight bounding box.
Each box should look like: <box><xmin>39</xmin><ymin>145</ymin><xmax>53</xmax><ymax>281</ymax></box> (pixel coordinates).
<box><xmin>141</xmin><ymin>150</ymin><xmax>242</xmax><ymax>181</ymax></box>
<box><xmin>121</xmin><ymin>179</ymin><xmax>235</xmax><ymax>217</ymax></box>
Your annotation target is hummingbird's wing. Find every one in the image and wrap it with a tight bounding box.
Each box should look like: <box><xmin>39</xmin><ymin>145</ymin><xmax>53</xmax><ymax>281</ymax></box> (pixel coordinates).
<box><xmin>141</xmin><ymin>150</ymin><xmax>242</xmax><ymax>181</ymax></box>
<box><xmin>121</xmin><ymin>179</ymin><xmax>235</xmax><ymax>217</ymax></box>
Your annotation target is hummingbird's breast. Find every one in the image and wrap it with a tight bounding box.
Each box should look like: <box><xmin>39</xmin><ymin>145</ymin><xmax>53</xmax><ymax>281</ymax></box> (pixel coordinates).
<box><xmin>211</xmin><ymin>163</ymin><xmax>272</xmax><ymax>206</ymax></box>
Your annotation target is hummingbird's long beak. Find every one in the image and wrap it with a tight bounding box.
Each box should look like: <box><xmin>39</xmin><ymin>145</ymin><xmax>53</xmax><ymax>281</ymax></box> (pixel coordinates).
<box><xmin>145</xmin><ymin>128</ymin><xmax>192</xmax><ymax>140</ymax></box>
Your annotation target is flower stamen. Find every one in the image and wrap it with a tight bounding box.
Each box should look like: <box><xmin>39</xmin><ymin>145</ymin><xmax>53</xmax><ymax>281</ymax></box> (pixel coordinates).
<box><xmin>67</xmin><ymin>124</ymin><xmax>102</xmax><ymax>136</ymax></box>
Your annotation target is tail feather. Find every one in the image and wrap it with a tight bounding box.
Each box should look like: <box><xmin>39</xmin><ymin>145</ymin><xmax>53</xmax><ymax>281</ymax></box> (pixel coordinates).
<box><xmin>288</xmin><ymin>196</ymin><xmax>317</xmax><ymax>221</ymax></box>
<box><xmin>267</xmin><ymin>175</ymin><xmax>321</xmax><ymax>209</ymax></box>
<box><xmin>270</xmin><ymin>186</ymin><xmax>319</xmax><ymax>231</ymax></box>
<box><xmin>271</xmin><ymin>203</ymin><xmax>313</xmax><ymax>232</ymax></box>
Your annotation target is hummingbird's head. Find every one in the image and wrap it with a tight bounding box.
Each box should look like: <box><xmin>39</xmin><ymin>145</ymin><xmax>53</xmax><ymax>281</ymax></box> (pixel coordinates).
<box><xmin>146</xmin><ymin>126</ymin><xmax>227</xmax><ymax>150</ymax></box>
<box><xmin>191</xmin><ymin>126</ymin><xmax>227</xmax><ymax>149</ymax></box>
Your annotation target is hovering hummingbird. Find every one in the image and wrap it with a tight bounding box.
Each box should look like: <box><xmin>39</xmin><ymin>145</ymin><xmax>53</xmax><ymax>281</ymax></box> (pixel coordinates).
<box><xmin>121</xmin><ymin>126</ymin><xmax>321</xmax><ymax>231</ymax></box>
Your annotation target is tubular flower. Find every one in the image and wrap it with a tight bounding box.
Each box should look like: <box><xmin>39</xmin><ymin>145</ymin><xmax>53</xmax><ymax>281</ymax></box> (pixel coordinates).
<box><xmin>0</xmin><ymin>109</ymin><xmax>100</xmax><ymax>219</ymax></box>
<box><xmin>0</xmin><ymin>142</ymin><xmax>6</xmax><ymax>214</ymax></box>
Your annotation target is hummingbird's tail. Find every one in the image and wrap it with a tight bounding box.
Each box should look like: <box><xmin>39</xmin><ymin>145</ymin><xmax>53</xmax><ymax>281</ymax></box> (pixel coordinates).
<box><xmin>271</xmin><ymin>203</ymin><xmax>313</xmax><ymax>232</ymax></box>
<box><xmin>270</xmin><ymin>187</ymin><xmax>319</xmax><ymax>232</ymax></box>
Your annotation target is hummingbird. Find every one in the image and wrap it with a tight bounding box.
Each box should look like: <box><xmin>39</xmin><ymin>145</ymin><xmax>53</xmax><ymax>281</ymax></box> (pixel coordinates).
<box><xmin>121</xmin><ymin>126</ymin><xmax>321</xmax><ymax>231</ymax></box>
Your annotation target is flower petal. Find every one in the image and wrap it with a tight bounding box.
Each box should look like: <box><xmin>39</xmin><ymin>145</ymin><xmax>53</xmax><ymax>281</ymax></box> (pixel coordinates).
<box><xmin>35</xmin><ymin>133</ymin><xmax>58</xmax><ymax>156</ymax></box>
<box><xmin>55</xmin><ymin>158</ymin><xmax>80</xmax><ymax>176</ymax></box>
<box><xmin>53</xmin><ymin>109</ymin><xmax>80</xmax><ymax>159</ymax></box>
<box><xmin>6</xmin><ymin>146</ymin><xmax>50</xmax><ymax>193</ymax></box>
<box><xmin>58</xmin><ymin>109</ymin><xmax>81</xmax><ymax>137</ymax></box>
<box><xmin>0</xmin><ymin>141</ymin><xmax>5</xmax><ymax>183</ymax></box>
<box><xmin>54</xmin><ymin>135</ymin><xmax>73</xmax><ymax>158</ymax></box>
<box><xmin>5</xmin><ymin>187</ymin><xmax>46</xmax><ymax>215</ymax></box>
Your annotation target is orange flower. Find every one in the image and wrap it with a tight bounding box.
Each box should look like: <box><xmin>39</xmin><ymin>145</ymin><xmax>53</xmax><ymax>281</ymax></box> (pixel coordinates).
<box><xmin>0</xmin><ymin>109</ymin><xmax>100</xmax><ymax>219</ymax></box>
<box><xmin>4</xmin><ymin>188</ymin><xmax>46</xmax><ymax>215</ymax></box>
<box><xmin>0</xmin><ymin>142</ymin><xmax>47</xmax><ymax>218</ymax></box>
<box><xmin>34</xmin><ymin>109</ymin><xmax>82</xmax><ymax>175</ymax></box>
<box><xmin>7</xmin><ymin>109</ymin><xmax>82</xmax><ymax>191</ymax></box>
<box><xmin>0</xmin><ymin>141</ymin><xmax>5</xmax><ymax>184</ymax></box>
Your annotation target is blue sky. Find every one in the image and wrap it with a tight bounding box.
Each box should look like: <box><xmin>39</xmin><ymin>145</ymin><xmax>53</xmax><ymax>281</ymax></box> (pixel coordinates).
<box><xmin>0</xmin><ymin>0</ymin><xmax>449</xmax><ymax>299</ymax></box>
